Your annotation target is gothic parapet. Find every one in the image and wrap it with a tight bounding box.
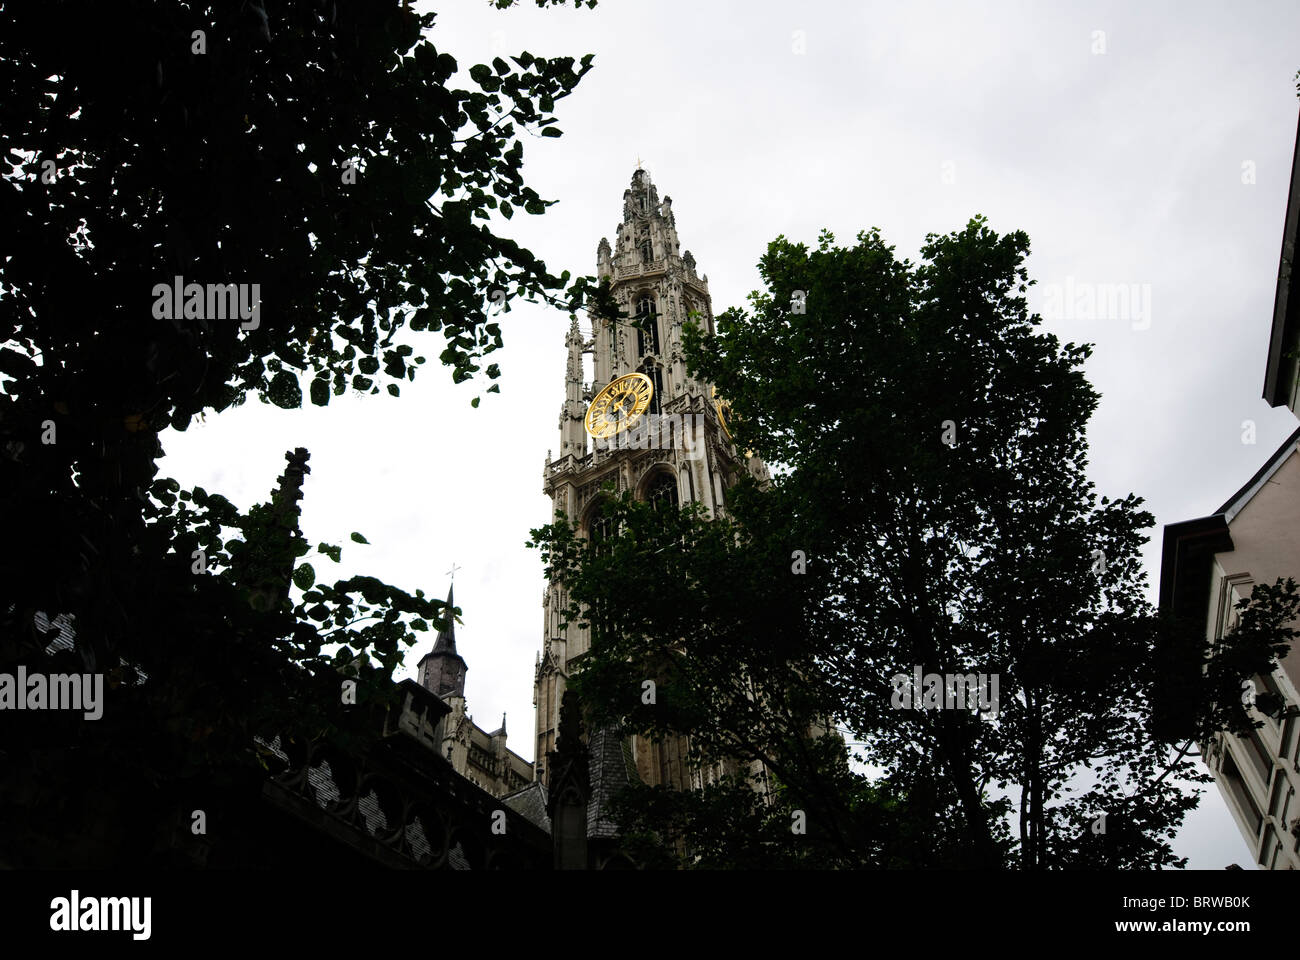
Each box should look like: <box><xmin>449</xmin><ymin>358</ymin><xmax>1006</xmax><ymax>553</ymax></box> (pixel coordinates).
<box><xmin>254</xmin><ymin>680</ymin><xmax>551</xmax><ymax>869</ymax></box>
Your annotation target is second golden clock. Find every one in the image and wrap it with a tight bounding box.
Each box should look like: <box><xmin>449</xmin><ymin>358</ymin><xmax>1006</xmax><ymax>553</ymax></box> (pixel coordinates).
<box><xmin>711</xmin><ymin>385</ymin><xmax>734</xmax><ymax>441</ymax></box>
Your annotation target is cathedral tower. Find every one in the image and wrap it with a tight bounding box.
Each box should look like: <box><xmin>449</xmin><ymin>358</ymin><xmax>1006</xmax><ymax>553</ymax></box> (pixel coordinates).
<box><xmin>535</xmin><ymin>168</ymin><xmax>768</xmax><ymax>792</ymax></box>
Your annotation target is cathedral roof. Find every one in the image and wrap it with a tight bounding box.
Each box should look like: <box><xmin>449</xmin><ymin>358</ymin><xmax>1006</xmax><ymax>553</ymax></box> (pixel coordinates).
<box><xmin>501</xmin><ymin>780</ymin><xmax>551</xmax><ymax>834</ymax></box>
<box><xmin>586</xmin><ymin>725</ymin><xmax>641</xmax><ymax>840</ymax></box>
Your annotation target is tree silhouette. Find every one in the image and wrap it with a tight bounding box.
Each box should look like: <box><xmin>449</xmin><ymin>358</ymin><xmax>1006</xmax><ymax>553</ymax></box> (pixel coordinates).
<box><xmin>0</xmin><ymin>0</ymin><xmax>597</xmax><ymax>866</ymax></box>
<box><xmin>531</xmin><ymin>221</ymin><xmax>1300</xmax><ymax>869</ymax></box>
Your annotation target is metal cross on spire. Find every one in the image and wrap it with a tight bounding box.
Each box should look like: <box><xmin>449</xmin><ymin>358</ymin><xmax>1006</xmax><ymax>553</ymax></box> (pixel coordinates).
<box><xmin>445</xmin><ymin>562</ymin><xmax>462</xmax><ymax>582</ymax></box>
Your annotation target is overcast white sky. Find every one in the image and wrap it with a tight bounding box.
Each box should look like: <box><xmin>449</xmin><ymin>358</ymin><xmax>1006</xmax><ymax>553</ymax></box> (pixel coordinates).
<box><xmin>158</xmin><ymin>0</ymin><xmax>1300</xmax><ymax>868</ymax></box>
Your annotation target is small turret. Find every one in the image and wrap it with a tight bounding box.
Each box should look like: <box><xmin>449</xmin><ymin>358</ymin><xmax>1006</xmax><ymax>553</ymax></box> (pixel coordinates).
<box><xmin>417</xmin><ymin>584</ymin><xmax>466</xmax><ymax>698</ymax></box>
<box><xmin>597</xmin><ymin>238</ymin><xmax>613</xmax><ymax>280</ymax></box>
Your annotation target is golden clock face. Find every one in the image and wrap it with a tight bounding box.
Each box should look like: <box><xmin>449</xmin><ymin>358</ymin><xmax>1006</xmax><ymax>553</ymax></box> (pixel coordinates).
<box><xmin>585</xmin><ymin>373</ymin><xmax>654</xmax><ymax>439</ymax></box>
<box><xmin>711</xmin><ymin>385</ymin><xmax>734</xmax><ymax>441</ymax></box>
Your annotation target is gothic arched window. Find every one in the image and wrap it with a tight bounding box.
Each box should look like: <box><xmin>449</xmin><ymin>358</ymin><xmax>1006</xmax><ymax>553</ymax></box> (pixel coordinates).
<box><xmin>639</xmin><ymin>359</ymin><xmax>664</xmax><ymax>416</ymax></box>
<box><xmin>586</xmin><ymin>498</ymin><xmax>619</xmax><ymax>643</ymax></box>
<box><xmin>646</xmin><ymin>472</ymin><xmax>678</xmax><ymax>511</ymax></box>
<box><xmin>587</xmin><ymin>499</ymin><xmax>618</xmax><ymax>555</ymax></box>
<box><xmin>635</xmin><ymin>296</ymin><xmax>660</xmax><ymax>357</ymax></box>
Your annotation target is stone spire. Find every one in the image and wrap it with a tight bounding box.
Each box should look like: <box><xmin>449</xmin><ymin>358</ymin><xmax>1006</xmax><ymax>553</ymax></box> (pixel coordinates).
<box><xmin>622</xmin><ymin>167</ymin><xmax>661</xmax><ymax>223</ymax></box>
<box><xmin>587</xmin><ymin>167</ymin><xmax>709</xmax><ymax>399</ymax></box>
<box><xmin>559</xmin><ymin>314</ymin><xmax>587</xmax><ymax>460</ymax></box>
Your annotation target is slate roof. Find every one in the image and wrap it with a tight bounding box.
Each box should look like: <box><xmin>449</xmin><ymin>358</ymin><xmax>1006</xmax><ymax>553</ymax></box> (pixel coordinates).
<box><xmin>586</xmin><ymin>725</ymin><xmax>640</xmax><ymax>840</ymax></box>
<box><xmin>501</xmin><ymin>780</ymin><xmax>551</xmax><ymax>834</ymax></box>
<box><xmin>423</xmin><ymin>584</ymin><xmax>461</xmax><ymax>658</ymax></box>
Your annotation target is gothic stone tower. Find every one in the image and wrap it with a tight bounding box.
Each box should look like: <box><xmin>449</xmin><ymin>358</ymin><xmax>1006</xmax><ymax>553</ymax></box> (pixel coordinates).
<box><xmin>534</xmin><ymin>168</ymin><xmax>768</xmax><ymax>793</ymax></box>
